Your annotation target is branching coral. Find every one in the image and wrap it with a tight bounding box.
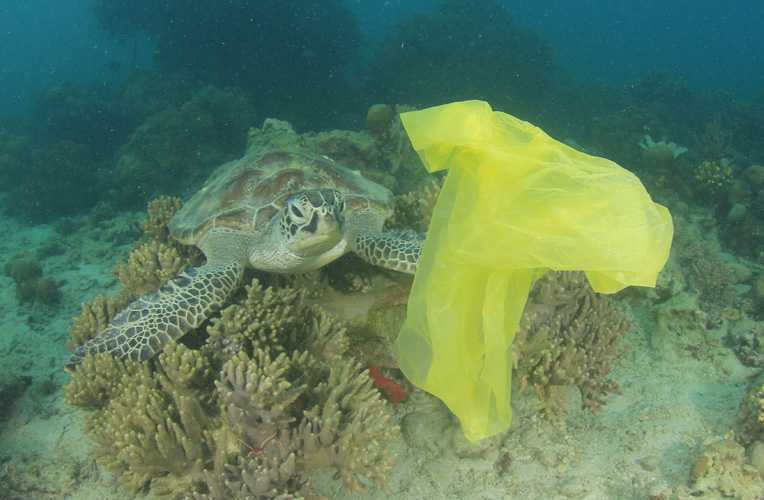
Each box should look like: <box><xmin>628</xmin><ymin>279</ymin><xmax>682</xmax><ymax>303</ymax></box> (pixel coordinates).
<box><xmin>114</xmin><ymin>240</ymin><xmax>191</xmax><ymax>297</ymax></box>
<box><xmin>67</xmin><ymin>268</ymin><xmax>393</xmax><ymax>499</ymax></box>
<box><xmin>206</xmin><ymin>278</ymin><xmax>349</xmax><ymax>365</ymax></box>
<box><xmin>86</xmin><ymin>343</ymin><xmax>215</xmax><ymax>496</ymax></box>
<box><xmin>385</xmin><ymin>180</ymin><xmax>442</xmax><ymax>233</ymax></box>
<box><xmin>296</xmin><ymin>357</ymin><xmax>396</xmax><ymax>491</ymax></box>
<box><xmin>67</xmin><ymin>293</ymin><xmax>132</xmax><ymax>349</ymax></box>
<box><xmin>195</xmin><ymin>351</ymin><xmax>395</xmax><ymax>498</ymax></box>
<box><xmin>144</xmin><ymin>195</ymin><xmax>183</xmax><ymax>244</ymax></box>
<box><xmin>64</xmin><ymin>353</ymin><xmax>141</xmax><ymax>408</ymax></box>
<box><xmin>514</xmin><ymin>272</ymin><xmax>631</xmax><ymax>409</ymax></box>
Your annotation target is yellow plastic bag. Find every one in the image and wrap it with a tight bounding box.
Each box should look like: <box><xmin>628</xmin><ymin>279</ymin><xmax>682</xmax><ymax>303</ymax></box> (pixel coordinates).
<box><xmin>395</xmin><ymin>101</ymin><xmax>673</xmax><ymax>442</ymax></box>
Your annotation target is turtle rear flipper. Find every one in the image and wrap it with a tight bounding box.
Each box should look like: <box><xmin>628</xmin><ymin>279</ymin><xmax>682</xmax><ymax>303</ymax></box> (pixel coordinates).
<box><xmin>66</xmin><ymin>232</ymin><xmax>247</xmax><ymax>368</ymax></box>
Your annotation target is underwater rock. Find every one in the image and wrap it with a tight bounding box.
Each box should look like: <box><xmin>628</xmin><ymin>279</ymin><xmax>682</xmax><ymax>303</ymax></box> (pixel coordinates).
<box><xmin>685</xmin><ymin>436</ymin><xmax>764</xmax><ymax>498</ymax></box>
<box><xmin>731</xmin><ymin>322</ymin><xmax>764</xmax><ymax>367</ymax></box>
<box><xmin>400</xmin><ymin>397</ymin><xmax>454</xmax><ymax>455</ymax></box>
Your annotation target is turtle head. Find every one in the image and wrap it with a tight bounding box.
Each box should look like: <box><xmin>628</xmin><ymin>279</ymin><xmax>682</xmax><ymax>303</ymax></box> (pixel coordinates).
<box><xmin>280</xmin><ymin>189</ymin><xmax>345</xmax><ymax>256</ymax></box>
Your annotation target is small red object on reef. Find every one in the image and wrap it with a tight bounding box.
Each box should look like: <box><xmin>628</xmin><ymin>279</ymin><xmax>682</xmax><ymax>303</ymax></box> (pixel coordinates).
<box><xmin>368</xmin><ymin>366</ymin><xmax>408</xmax><ymax>404</ymax></box>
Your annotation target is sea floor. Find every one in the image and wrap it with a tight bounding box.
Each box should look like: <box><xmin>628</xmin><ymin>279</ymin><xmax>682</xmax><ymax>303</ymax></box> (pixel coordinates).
<box><xmin>1</xmin><ymin>205</ymin><xmax>762</xmax><ymax>500</ymax></box>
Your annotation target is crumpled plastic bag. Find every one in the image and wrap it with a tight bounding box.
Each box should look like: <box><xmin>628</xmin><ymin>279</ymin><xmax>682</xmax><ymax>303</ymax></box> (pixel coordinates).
<box><xmin>395</xmin><ymin>100</ymin><xmax>673</xmax><ymax>441</ymax></box>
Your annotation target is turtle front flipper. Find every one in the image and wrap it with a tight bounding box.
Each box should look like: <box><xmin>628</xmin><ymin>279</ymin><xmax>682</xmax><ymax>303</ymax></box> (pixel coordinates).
<box><xmin>66</xmin><ymin>232</ymin><xmax>248</xmax><ymax>368</ymax></box>
<box><xmin>352</xmin><ymin>230</ymin><xmax>422</xmax><ymax>274</ymax></box>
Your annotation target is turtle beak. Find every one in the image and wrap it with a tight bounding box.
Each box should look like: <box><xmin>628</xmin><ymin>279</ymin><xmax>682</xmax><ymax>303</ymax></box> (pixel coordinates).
<box><xmin>291</xmin><ymin>210</ymin><xmax>342</xmax><ymax>255</ymax></box>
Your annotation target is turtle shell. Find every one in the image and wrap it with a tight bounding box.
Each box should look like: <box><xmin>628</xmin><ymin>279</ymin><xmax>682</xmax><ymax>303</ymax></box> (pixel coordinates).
<box><xmin>168</xmin><ymin>148</ymin><xmax>393</xmax><ymax>245</ymax></box>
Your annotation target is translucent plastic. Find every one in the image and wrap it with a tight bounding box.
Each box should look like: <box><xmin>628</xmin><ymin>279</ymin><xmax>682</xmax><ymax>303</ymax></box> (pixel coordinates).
<box><xmin>395</xmin><ymin>101</ymin><xmax>673</xmax><ymax>441</ymax></box>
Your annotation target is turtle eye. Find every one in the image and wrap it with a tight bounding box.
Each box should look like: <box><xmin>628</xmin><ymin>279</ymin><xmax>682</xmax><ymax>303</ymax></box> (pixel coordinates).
<box><xmin>290</xmin><ymin>204</ymin><xmax>304</xmax><ymax>218</ymax></box>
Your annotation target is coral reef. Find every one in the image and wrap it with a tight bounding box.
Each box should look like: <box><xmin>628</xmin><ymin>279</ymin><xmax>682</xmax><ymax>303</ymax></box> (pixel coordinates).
<box><xmin>3</xmin><ymin>139</ymin><xmax>104</xmax><ymax>221</ymax></box>
<box><xmin>111</xmin><ymin>86</ymin><xmax>256</xmax><ymax>208</ymax></box>
<box><xmin>732</xmin><ymin>322</ymin><xmax>764</xmax><ymax>367</ymax></box>
<box><xmin>638</xmin><ymin>133</ymin><xmax>688</xmax><ymax>167</ymax></box>
<box><xmin>369</xmin><ymin>0</ymin><xmax>554</xmax><ymax>119</ymax></box>
<box><xmin>114</xmin><ymin>240</ymin><xmax>191</xmax><ymax>297</ymax></box>
<box><xmin>513</xmin><ymin>272</ymin><xmax>631</xmax><ymax>410</ymax></box>
<box><xmin>94</xmin><ymin>0</ymin><xmax>361</xmax><ymax>129</ymax></box>
<box><xmin>366</xmin><ymin>104</ymin><xmax>394</xmax><ymax>137</ymax></box>
<box><xmin>692</xmin><ymin>158</ymin><xmax>734</xmax><ymax>198</ymax></box>
<box><xmin>143</xmin><ymin>196</ymin><xmax>184</xmax><ymax>244</ymax></box>
<box><xmin>65</xmin><ymin>200</ymin><xmax>396</xmax><ymax>499</ymax></box>
<box><xmin>385</xmin><ymin>180</ymin><xmax>442</xmax><ymax>234</ymax></box>
<box><xmin>34</xmin><ymin>83</ymin><xmax>127</xmax><ymax>159</ymax></box>
<box><xmin>67</xmin><ymin>293</ymin><xmax>133</xmax><ymax>350</ymax></box>
<box><xmin>739</xmin><ymin>371</ymin><xmax>764</xmax><ymax>446</ymax></box>
<box><xmin>671</xmin><ymin>216</ymin><xmax>739</xmax><ymax>313</ymax></box>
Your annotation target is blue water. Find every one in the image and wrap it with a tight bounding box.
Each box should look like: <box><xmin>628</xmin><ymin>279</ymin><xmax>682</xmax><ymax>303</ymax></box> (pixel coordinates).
<box><xmin>1</xmin><ymin>0</ymin><xmax>762</xmax><ymax>121</ymax></box>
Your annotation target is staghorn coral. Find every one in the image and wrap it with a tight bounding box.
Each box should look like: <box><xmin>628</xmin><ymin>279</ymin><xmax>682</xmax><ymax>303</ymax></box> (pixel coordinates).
<box><xmin>385</xmin><ymin>180</ymin><xmax>442</xmax><ymax>233</ymax></box>
<box><xmin>206</xmin><ymin>278</ymin><xmax>349</xmax><ymax>366</ymax></box>
<box><xmin>195</xmin><ymin>351</ymin><xmax>395</xmax><ymax>498</ymax></box>
<box><xmin>514</xmin><ymin>271</ymin><xmax>631</xmax><ymax>409</ymax></box>
<box><xmin>65</xmin><ymin>191</ymin><xmax>397</xmax><ymax>498</ymax></box>
<box><xmin>206</xmin><ymin>279</ymin><xmax>304</xmax><ymax>360</ymax></box>
<box><xmin>64</xmin><ymin>353</ymin><xmax>141</xmax><ymax>408</ymax></box>
<box><xmin>67</xmin><ymin>276</ymin><xmax>392</xmax><ymax>499</ymax></box>
<box><xmin>86</xmin><ymin>343</ymin><xmax>214</xmax><ymax>496</ymax></box>
<box><xmin>144</xmin><ymin>195</ymin><xmax>184</xmax><ymax>244</ymax></box>
<box><xmin>295</xmin><ymin>357</ymin><xmax>396</xmax><ymax>492</ymax></box>
<box><xmin>68</xmin><ymin>293</ymin><xmax>132</xmax><ymax>349</ymax></box>
<box><xmin>114</xmin><ymin>240</ymin><xmax>191</xmax><ymax>297</ymax></box>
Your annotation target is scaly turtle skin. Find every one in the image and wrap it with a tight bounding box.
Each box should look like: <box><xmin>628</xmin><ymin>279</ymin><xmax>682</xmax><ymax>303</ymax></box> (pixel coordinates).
<box><xmin>67</xmin><ymin>147</ymin><xmax>421</xmax><ymax>368</ymax></box>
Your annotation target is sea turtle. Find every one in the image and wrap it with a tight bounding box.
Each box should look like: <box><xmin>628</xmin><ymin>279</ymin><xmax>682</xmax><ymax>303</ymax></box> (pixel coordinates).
<box><xmin>67</xmin><ymin>146</ymin><xmax>421</xmax><ymax>368</ymax></box>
